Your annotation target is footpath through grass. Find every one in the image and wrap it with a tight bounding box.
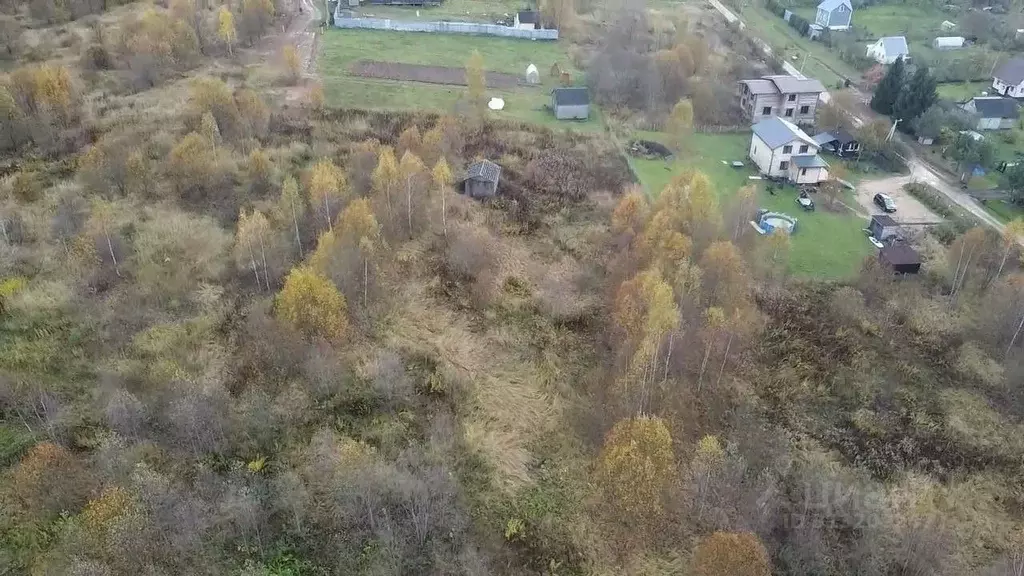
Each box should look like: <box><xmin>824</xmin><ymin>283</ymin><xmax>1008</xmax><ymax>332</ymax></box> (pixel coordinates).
<box><xmin>318</xmin><ymin>29</ymin><xmax>599</xmax><ymax>129</ymax></box>
<box><xmin>632</xmin><ymin>132</ymin><xmax>874</xmax><ymax>280</ymax></box>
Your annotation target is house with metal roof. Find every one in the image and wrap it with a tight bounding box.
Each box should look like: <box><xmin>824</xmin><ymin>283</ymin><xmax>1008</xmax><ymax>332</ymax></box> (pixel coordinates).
<box><xmin>459</xmin><ymin>160</ymin><xmax>501</xmax><ymax>199</ymax></box>
<box><xmin>960</xmin><ymin>96</ymin><xmax>1020</xmax><ymax>130</ymax></box>
<box><xmin>550</xmin><ymin>87</ymin><xmax>589</xmax><ymax>120</ymax></box>
<box><xmin>866</xmin><ymin>36</ymin><xmax>910</xmax><ymax>64</ymax></box>
<box><xmin>749</xmin><ymin>117</ymin><xmax>830</xmax><ymax>184</ymax></box>
<box><xmin>737</xmin><ymin>75</ymin><xmax>826</xmax><ymax>126</ymax></box>
<box><xmin>815</xmin><ymin>0</ymin><xmax>852</xmax><ymax>30</ymax></box>
<box><xmin>992</xmin><ymin>57</ymin><xmax>1024</xmax><ymax>98</ymax></box>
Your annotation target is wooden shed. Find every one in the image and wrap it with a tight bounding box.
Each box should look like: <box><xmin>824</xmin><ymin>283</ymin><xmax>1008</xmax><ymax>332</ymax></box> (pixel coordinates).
<box><xmin>459</xmin><ymin>160</ymin><xmax>501</xmax><ymax>199</ymax></box>
<box><xmin>869</xmin><ymin>214</ymin><xmax>899</xmax><ymax>241</ymax></box>
<box><xmin>879</xmin><ymin>244</ymin><xmax>921</xmax><ymax>274</ymax></box>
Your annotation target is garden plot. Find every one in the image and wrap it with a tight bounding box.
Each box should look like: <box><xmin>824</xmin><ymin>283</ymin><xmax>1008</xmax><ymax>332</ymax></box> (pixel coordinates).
<box><xmin>349</xmin><ymin>60</ymin><xmax>523</xmax><ymax>88</ymax></box>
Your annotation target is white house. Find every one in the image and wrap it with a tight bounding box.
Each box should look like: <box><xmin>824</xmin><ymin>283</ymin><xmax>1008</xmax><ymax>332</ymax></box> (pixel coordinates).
<box><xmin>932</xmin><ymin>36</ymin><xmax>965</xmax><ymax>50</ymax></box>
<box><xmin>992</xmin><ymin>58</ymin><xmax>1024</xmax><ymax>98</ymax></box>
<box><xmin>514</xmin><ymin>10</ymin><xmax>538</xmax><ymax>30</ymax></box>
<box><xmin>866</xmin><ymin>36</ymin><xmax>910</xmax><ymax>64</ymax></box>
<box><xmin>749</xmin><ymin>117</ymin><xmax>829</xmax><ymax>184</ymax></box>
<box><xmin>815</xmin><ymin>0</ymin><xmax>852</xmax><ymax>30</ymax></box>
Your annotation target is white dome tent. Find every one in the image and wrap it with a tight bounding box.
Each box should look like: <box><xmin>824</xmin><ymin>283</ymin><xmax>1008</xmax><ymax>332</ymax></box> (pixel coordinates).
<box><xmin>525</xmin><ymin>63</ymin><xmax>539</xmax><ymax>85</ymax></box>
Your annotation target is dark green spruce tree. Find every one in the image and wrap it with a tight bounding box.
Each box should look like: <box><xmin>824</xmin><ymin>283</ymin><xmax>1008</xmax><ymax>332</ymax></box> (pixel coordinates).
<box><xmin>893</xmin><ymin>66</ymin><xmax>938</xmax><ymax>124</ymax></box>
<box><xmin>870</xmin><ymin>56</ymin><xmax>905</xmax><ymax>116</ymax></box>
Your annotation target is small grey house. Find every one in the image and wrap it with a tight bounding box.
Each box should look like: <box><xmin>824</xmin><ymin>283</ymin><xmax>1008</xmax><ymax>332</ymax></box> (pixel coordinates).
<box><xmin>460</xmin><ymin>160</ymin><xmax>501</xmax><ymax>199</ymax></box>
<box><xmin>869</xmin><ymin>214</ymin><xmax>899</xmax><ymax>241</ymax></box>
<box><xmin>815</xmin><ymin>0</ymin><xmax>852</xmax><ymax>30</ymax></box>
<box><xmin>551</xmin><ymin>87</ymin><xmax>590</xmax><ymax>120</ymax></box>
<box><xmin>960</xmin><ymin>96</ymin><xmax>1019</xmax><ymax>130</ymax></box>
<box><xmin>738</xmin><ymin>75</ymin><xmax>826</xmax><ymax>126</ymax></box>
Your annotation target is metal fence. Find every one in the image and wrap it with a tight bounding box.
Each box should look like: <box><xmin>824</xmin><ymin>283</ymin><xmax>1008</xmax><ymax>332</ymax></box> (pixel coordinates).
<box><xmin>333</xmin><ymin>13</ymin><xmax>559</xmax><ymax>40</ymax></box>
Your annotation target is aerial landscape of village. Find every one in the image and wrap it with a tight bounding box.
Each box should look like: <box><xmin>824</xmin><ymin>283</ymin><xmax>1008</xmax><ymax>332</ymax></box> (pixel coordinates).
<box><xmin>2</xmin><ymin>0</ymin><xmax>1024</xmax><ymax>572</ymax></box>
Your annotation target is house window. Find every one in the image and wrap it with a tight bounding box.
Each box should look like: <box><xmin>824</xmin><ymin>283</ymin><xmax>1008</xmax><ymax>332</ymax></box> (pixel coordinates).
<box><xmin>799</xmin><ymin>144</ymin><xmax>809</xmax><ymax>153</ymax></box>
<box><xmin>782</xmin><ymin>145</ymin><xmax>792</xmax><ymax>154</ymax></box>
<box><xmin>785</xmin><ymin>108</ymin><xmax>794</xmax><ymax>117</ymax></box>
<box><xmin>779</xmin><ymin>161</ymin><xmax>789</xmax><ymax>170</ymax></box>
<box><xmin>788</xmin><ymin>94</ymin><xmax>796</xmax><ymax>102</ymax></box>
<box><xmin>800</xmin><ymin>105</ymin><xmax>810</xmax><ymax>114</ymax></box>
<box><xmin>800</xmin><ymin>168</ymin><xmax>807</xmax><ymax>176</ymax></box>
<box><xmin>762</xmin><ymin>106</ymin><xmax>772</xmax><ymax>115</ymax></box>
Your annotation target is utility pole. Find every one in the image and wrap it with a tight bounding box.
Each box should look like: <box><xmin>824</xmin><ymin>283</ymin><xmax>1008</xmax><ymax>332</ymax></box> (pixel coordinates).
<box><xmin>886</xmin><ymin>118</ymin><xmax>901</xmax><ymax>142</ymax></box>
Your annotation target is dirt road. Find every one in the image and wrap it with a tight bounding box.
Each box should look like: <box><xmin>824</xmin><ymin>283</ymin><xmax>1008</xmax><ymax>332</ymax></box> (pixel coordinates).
<box><xmin>855</xmin><ymin>174</ymin><xmax>942</xmax><ymax>224</ymax></box>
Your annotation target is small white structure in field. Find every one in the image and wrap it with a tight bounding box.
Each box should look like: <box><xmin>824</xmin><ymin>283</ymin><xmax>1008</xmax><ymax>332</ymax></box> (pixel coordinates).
<box><xmin>488</xmin><ymin>97</ymin><xmax>505</xmax><ymax>110</ymax></box>
<box><xmin>933</xmin><ymin>36</ymin><xmax>965</xmax><ymax>50</ymax></box>
<box><xmin>941</xmin><ymin>20</ymin><xmax>956</xmax><ymax>31</ymax></box>
<box><xmin>525</xmin><ymin>63</ymin><xmax>539</xmax><ymax>84</ymax></box>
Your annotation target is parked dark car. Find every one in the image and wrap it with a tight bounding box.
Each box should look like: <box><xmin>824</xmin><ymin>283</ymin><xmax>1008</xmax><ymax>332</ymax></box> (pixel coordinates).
<box><xmin>873</xmin><ymin>193</ymin><xmax>897</xmax><ymax>213</ymax></box>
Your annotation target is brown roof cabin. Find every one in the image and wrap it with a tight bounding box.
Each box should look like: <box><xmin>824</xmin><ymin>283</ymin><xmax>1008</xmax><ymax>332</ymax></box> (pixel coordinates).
<box><xmin>459</xmin><ymin>160</ymin><xmax>501</xmax><ymax>199</ymax></box>
<box><xmin>879</xmin><ymin>244</ymin><xmax>921</xmax><ymax>274</ymax></box>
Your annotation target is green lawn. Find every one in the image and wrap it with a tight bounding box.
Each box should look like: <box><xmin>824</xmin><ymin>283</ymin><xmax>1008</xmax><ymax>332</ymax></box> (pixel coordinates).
<box><xmin>937</xmin><ymin>81</ymin><xmax>990</xmax><ymax>102</ymax></box>
<box><xmin>739</xmin><ymin>4</ymin><xmax>862</xmax><ymax>88</ymax></box>
<box><xmin>318</xmin><ymin>29</ymin><xmax>599</xmax><ymax>129</ymax></box>
<box><xmin>632</xmin><ymin>131</ymin><xmax>874</xmax><ymax>280</ymax></box>
<box><xmin>984</xmin><ymin>199</ymin><xmax>1024</xmax><ymax>223</ymax></box>
<box><xmin>852</xmin><ymin>4</ymin><xmax>948</xmax><ymax>43</ymax></box>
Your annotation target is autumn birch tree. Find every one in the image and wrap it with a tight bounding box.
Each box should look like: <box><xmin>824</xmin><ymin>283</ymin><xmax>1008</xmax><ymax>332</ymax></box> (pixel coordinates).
<box><xmin>596</xmin><ymin>415</ymin><xmax>674</xmax><ymax>528</ymax></box>
<box><xmin>337</xmin><ymin>198</ymin><xmax>381</xmax><ymax>308</ymax></box>
<box><xmin>276</xmin><ymin>266</ymin><xmax>347</xmax><ymax>341</ymax></box>
<box><xmin>217</xmin><ymin>6</ymin><xmax>236</xmax><ymax>56</ymax></box>
<box><xmin>432</xmin><ymin>157</ymin><xmax>453</xmax><ymax>239</ymax></box>
<box><xmin>86</xmin><ymin>198</ymin><xmax>121</xmax><ymax>278</ymax></box>
<box><xmin>308</xmin><ymin>159</ymin><xmax>346</xmax><ymax>233</ymax></box>
<box><xmin>465</xmin><ymin>50</ymin><xmax>486</xmax><ymax>115</ymax></box>
<box><xmin>278</xmin><ymin>177</ymin><xmax>304</xmax><ymax>258</ymax></box>
<box><xmin>994</xmin><ymin>219</ymin><xmax>1024</xmax><ymax>282</ymax></box>
<box><xmin>399</xmin><ymin>151</ymin><xmax>426</xmax><ymax>239</ymax></box>
<box><xmin>372</xmin><ymin>146</ymin><xmax>399</xmax><ymax>219</ymax></box>
<box><xmin>236</xmin><ymin>209</ymin><xmax>271</xmax><ymax>291</ymax></box>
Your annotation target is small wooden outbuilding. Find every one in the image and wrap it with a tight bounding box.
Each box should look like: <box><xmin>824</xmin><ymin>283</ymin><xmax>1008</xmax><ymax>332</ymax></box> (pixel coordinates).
<box><xmin>459</xmin><ymin>160</ymin><xmax>501</xmax><ymax>199</ymax></box>
<box><xmin>879</xmin><ymin>244</ymin><xmax>921</xmax><ymax>274</ymax></box>
<box><xmin>869</xmin><ymin>214</ymin><xmax>899</xmax><ymax>241</ymax></box>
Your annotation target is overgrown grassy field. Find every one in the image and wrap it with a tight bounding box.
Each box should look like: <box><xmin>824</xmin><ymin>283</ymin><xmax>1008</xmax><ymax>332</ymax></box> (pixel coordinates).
<box><xmin>984</xmin><ymin>199</ymin><xmax>1024</xmax><ymax>223</ymax></box>
<box><xmin>632</xmin><ymin>132</ymin><xmax>874</xmax><ymax>279</ymax></box>
<box><xmin>318</xmin><ymin>29</ymin><xmax>599</xmax><ymax>129</ymax></box>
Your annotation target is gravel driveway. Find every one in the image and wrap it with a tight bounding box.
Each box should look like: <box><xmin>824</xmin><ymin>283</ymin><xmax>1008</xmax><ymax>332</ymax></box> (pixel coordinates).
<box><xmin>855</xmin><ymin>175</ymin><xmax>943</xmax><ymax>224</ymax></box>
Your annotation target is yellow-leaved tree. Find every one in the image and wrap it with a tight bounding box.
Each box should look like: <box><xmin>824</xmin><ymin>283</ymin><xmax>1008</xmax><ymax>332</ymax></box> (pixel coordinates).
<box><xmin>432</xmin><ymin>157</ymin><xmax>453</xmax><ymax>239</ymax></box>
<box><xmin>399</xmin><ymin>151</ymin><xmax>426</xmax><ymax>238</ymax></box>
<box><xmin>276</xmin><ymin>266</ymin><xmax>348</xmax><ymax>341</ymax></box>
<box><xmin>995</xmin><ymin>218</ymin><xmax>1024</xmax><ymax>281</ymax></box>
<box><xmin>278</xmin><ymin>177</ymin><xmax>305</xmax><ymax>258</ymax></box>
<box><xmin>217</xmin><ymin>6</ymin><xmax>236</xmax><ymax>56</ymax></box>
<box><xmin>372</xmin><ymin>146</ymin><xmax>400</xmax><ymax>219</ymax></box>
<box><xmin>338</xmin><ymin>198</ymin><xmax>382</xmax><ymax>308</ymax></box>
<box><xmin>668</xmin><ymin>99</ymin><xmax>694</xmax><ymax>152</ymax></box>
<box><xmin>465</xmin><ymin>50</ymin><xmax>486</xmax><ymax>114</ymax></box>
<box><xmin>283</xmin><ymin>43</ymin><xmax>301</xmax><ymax>84</ymax></box>
<box><xmin>308</xmin><ymin>158</ymin><xmax>347</xmax><ymax>232</ymax></box>
<box><xmin>235</xmin><ymin>209</ymin><xmax>271</xmax><ymax>291</ymax></box>
<box><xmin>597</xmin><ymin>415</ymin><xmax>675</xmax><ymax>523</ymax></box>
<box><xmin>693</xmin><ymin>532</ymin><xmax>771</xmax><ymax>576</ymax></box>
<box><xmin>611</xmin><ymin>185</ymin><xmax>649</xmax><ymax>237</ymax></box>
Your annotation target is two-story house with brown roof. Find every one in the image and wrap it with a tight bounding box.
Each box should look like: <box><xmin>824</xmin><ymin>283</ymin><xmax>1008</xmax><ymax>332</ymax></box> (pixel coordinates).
<box><xmin>738</xmin><ymin>75</ymin><xmax>826</xmax><ymax>126</ymax></box>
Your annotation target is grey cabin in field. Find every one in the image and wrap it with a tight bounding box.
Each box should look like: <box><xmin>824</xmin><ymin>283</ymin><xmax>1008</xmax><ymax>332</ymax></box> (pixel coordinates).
<box><xmin>550</xmin><ymin>87</ymin><xmax>590</xmax><ymax>120</ymax></box>
<box><xmin>460</xmin><ymin>160</ymin><xmax>501</xmax><ymax>199</ymax></box>
<box><xmin>738</xmin><ymin>75</ymin><xmax>826</xmax><ymax>126</ymax></box>
<box><xmin>815</xmin><ymin>0</ymin><xmax>852</xmax><ymax>30</ymax></box>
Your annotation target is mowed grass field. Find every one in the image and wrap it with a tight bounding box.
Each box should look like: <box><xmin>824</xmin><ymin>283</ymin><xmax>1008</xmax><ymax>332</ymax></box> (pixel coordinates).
<box><xmin>632</xmin><ymin>132</ymin><xmax>874</xmax><ymax>279</ymax></box>
<box><xmin>318</xmin><ymin>29</ymin><xmax>599</xmax><ymax>129</ymax></box>
<box><xmin>355</xmin><ymin>0</ymin><xmax>522</xmax><ymax>22</ymax></box>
